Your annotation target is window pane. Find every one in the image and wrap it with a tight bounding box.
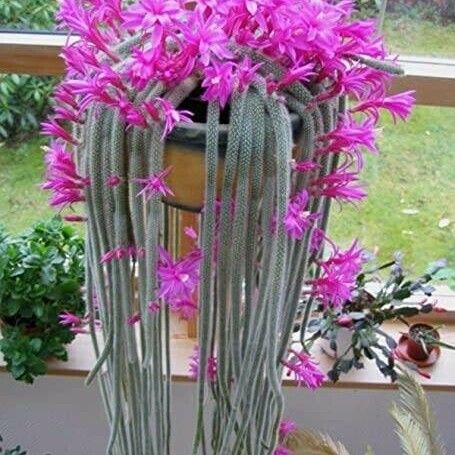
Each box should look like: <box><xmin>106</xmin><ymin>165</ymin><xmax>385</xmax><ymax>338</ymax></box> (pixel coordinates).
<box><xmin>0</xmin><ymin>1</ymin><xmax>57</xmax><ymax>32</ymax></box>
<box><xmin>330</xmin><ymin>105</ymin><xmax>455</xmax><ymax>273</ymax></box>
<box><xmin>383</xmin><ymin>1</ymin><xmax>455</xmax><ymax>58</ymax></box>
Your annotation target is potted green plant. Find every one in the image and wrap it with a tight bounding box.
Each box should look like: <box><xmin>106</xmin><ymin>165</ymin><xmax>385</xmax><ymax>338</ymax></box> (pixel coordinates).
<box><xmin>0</xmin><ymin>434</ymin><xmax>50</xmax><ymax>455</ymax></box>
<box><xmin>304</xmin><ymin>255</ymin><xmax>453</xmax><ymax>382</ymax></box>
<box><xmin>403</xmin><ymin>322</ymin><xmax>455</xmax><ymax>362</ymax></box>
<box><xmin>0</xmin><ymin>219</ymin><xmax>85</xmax><ymax>383</ymax></box>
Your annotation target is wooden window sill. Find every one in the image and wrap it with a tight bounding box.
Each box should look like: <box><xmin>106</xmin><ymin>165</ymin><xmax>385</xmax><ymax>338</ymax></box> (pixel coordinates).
<box><xmin>1</xmin><ymin>320</ymin><xmax>454</xmax><ymax>392</ymax></box>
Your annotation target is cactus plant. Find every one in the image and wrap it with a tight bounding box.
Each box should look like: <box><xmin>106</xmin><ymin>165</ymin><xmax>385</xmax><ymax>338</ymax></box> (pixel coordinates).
<box><xmin>41</xmin><ymin>0</ymin><xmax>414</xmax><ymax>453</ymax></box>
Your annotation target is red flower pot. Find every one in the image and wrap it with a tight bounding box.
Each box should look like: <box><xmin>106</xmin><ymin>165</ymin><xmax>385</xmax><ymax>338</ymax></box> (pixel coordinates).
<box><xmin>405</xmin><ymin>323</ymin><xmax>440</xmax><ymax>362</ymax></box>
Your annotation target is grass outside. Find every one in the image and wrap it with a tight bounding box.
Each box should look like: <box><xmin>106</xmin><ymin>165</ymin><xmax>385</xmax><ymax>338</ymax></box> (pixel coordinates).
<box><xmin>0</xmin><ymin>17</ymin><xmax>454</xmax><ymax>273</ymax></box>
<box><xmin>330</xmin><ymin>106</ymin><xmax>455</xmax><ymax>272</ymax></box>
<box><xmin>384</xmin><ymin>15</ymin><xmax>455</xmax><ymax>58</ymax></box>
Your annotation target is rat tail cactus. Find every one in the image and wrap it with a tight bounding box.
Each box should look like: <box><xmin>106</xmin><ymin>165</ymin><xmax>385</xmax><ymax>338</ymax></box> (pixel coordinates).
<box><xmin>42</xmin><ymin>0</ymin><xmax>414</xmax><ymax>453</ymax></box>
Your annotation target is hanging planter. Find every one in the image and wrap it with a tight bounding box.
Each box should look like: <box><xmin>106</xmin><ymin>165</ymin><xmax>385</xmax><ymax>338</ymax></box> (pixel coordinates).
<box><xmin>41</xmin><ymin>0</ymin><xmax>415</xmax><ymax>453</ymax></box>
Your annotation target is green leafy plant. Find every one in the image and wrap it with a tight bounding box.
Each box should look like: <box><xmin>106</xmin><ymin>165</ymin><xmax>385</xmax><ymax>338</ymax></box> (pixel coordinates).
<box><xmin>0</xmin><ymin>434</ymin><xmax>50</xmax><ymax>455</ymax></box>
<box><xmin>0</xmin><ymin>218</ymin><xmax>85</xmax><ymax>383</ymax></box>
<box><xmin>0</xmin><ymin>0</ymin><xmax>58</xmax><ymax>140</ymax></box>
<box><xmin>304</xmin><ymin>254</ymin><xmax>451</xmax><ymax>382</ymax></box>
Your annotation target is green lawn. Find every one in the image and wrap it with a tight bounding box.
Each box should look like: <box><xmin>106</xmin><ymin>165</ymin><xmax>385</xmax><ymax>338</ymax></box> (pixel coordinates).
<box><xmin>0</xmin><ymin>137</ymin><xmax>54</xmax><ymax>231</ymax></box>
<box><xmin>384</xmin><ymin>16</ymin><xmax>455</xmax><ymax>58</ymax></box>
<box><xmin>330</xmin><ymin>105</ymin><xmax>455</xmax><ymax>272</ymax></box>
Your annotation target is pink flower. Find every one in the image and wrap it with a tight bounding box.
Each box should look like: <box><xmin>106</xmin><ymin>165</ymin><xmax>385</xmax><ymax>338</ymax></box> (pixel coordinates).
<box><xmin>268</xmin><ymin>62</ymin><xmax>315</xmax><ymax>93</ymax></box>
<box><xmin>310</xmin><ymin>228</ymin><xmax>327</xmax><ymax>253</ymax></box>
<box><xmin>157</xmin><ymin>98</ymin><xmax>193</xmax><ymax>138</ymax></box>
<box><xmin>274</xmin><ymin>446</ymin><xmax>291</xmax><ymax>455</ymax></box>
<box><xmin>107</xmin><ymin>175</ymin><xmax>122</xmax><ymax>187</ymax></box>
<box><xmin>135</xmin><ymin>166</ymin><xmax>174</xmax><ymax>199</ymax></box>
<box><xmin>122</xmin><ymin>0</ymin><xmax>181</xmax><ymax>31</ymax></box>
<box><xmin>100</xmin><ymin>245</ymin><xmax>143</xmax><ymax>263</ymax></box>
<box><xmin>57</xmin><ymin>0</ymin><xmax>118</xmax><ymax>59</ymax></box>
<box><xmin>184</xmin><ymin>226</ymin><xmax>198</xmax><ymax>241</ymax></box>
<box><xmin>236</xmin><ymin>57</ymin><xmax>262</xmax><ymax>92</ymax></box>
<box><xmin>279</xmin><ymin>420</ymin><xmax>298</xmax><ymax>439</ymax></box>
<box><xmin>188</xmin><ymin>346</ymin><xmax>217</xmax><ymax>382</ymax></box>
<box><xmin>202</xmin><ymin>61</ymin><xmax>234</xmax><ymax>107</ymax></box>
<box><xmin>59</xmin><ymin>311</ymin><xmax>82</xmax><ymax>326</ymax></box>
<box><xmin>127</xmin><ymin>312</ymin><xmax>141</xmax><ymax>326</ymax></box>
<box><xmin>63</xmin><ymin>214</ymin><xmax>87</xmax><ymax>223</ymax></box>
<box><xmin>317</xmin><ymin>115</ymin><xmax>378</xmax><ymax>156</ymax></box>
<box><xmin>284</xmin><ymin>191</ymin><xmax>320</xmax><ymax>240</ymax></box>
<box><xmin>310</xmin><ymin>169</ymin><xmax>366</xmax><ymax>203</ymax></box>
<box><xmin>41</xmin><ymin>119</ymin><xmax>78</xmax><ymax>145</ymax></box>
<box><xmin>158</xmin><ymin>247</ymin><xmax>202</xmax><ymax>302</ymax></box>
<box><xmin>307</xmin><ymin>240</ymin><xmax>364</xmax><ymax>308</ymax></box>
<box><xmin>337</xmin><ymin>314</ymin><xmax>354</xmax><ymax>328</ymax></box>
<box><xmin>170</xmin><ymin>299</ymin><xmax>198</xmax><ymax>320</ymax></box>
<box><xmin>291</xmin><ymin>160</ymin><xmax>320</xmax><ymax>173</ymax></box>
<box><xmin>42</xmin><ymin>142</ymin><xmax>89</xmax><ymax>209</ymax></box>
<box><xmin>148</xmin><ymin>301</ymin><xmax>161</xmax><ymax>313</ymax></box>
<box><xmin>60</xmin><ymin>42</ymin><xmax>100</xmax><ymax>77</ymax></box>
<box><xmin>282</xmin><ymin>349</ymin><xmax>325</xmax><ymax>390</ymax></box>
<box><xmin>350</xmin><ymin>91</ymin><xmax>415</xmax><ymax>123</ymax></box>
<box><xmin>65</xmin><ymin>78</ymin><xmax>118</xmax><ymax>112</ymax></box>
<box><xmin>182</xmin><ymin>12</ymin><xmax>233</xmax><ymax>66</ymax></box>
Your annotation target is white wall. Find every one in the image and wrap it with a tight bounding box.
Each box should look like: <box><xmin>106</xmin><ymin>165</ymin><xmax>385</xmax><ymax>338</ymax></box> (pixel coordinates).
<box><xmin>1</xmin><ymin>374</ymin><xmax>454</xmax><ymax>454</ymax></box>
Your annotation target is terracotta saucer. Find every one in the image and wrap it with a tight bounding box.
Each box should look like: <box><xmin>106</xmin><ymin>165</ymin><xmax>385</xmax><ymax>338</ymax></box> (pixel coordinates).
<box><xmin>394</xmin><ymin>335</ymin><xmax>441</xmax><ymax>368</ymax></box>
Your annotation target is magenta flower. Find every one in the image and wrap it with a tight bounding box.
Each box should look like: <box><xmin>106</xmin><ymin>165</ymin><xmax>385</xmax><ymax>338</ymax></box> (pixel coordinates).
<box><xmin>157</xmin><ymin>98</ymin><xmax>193</xmax><ymax>138</ymax></box>
<box><xmin>184</xmin><ymin>226</ymin><xmax>198</xmax><ymax>241</ymax></box>
<box><xmin>284</xmin><ymin>191</ymin><xmax>320</xmax><ymax>240</ymax></box>
<box><xmin>41</xmin><ymin>119</ymin><xmax>78</xmax><ymax>145</ymax></box>
<box><xmin>274</xmin><ymin>446</ymin><xmax>291</xmax><ymax>455</ymax></box>
<box><xmin>169</xmin><ymin>299</ymin><xmax>198</xmax><ymax>320</ymax></box>
<box><xmin>337</xmin><ymin>314</ymin><xmax>354</xmax><ymax>328</ymax></box>
<box><xmin>60</xmin><ymin>42</ymin><xmax>100</xmax><ymax>77</ymax></box>
<box><xmin>157</xmin><ymin>247</ymin><xmax>202</xmax><ymax>302</ymax></box>
<box><xmin>107</xmin><ymin>175</ymin><xmax>122</xmax><ymax>187</ymax></box>
<box><xmin>59</xmin><ymin>311</ymin><xmax>82</xmax><ymax>327</ymax></box>
<box><xmin>57</xmin><ymin>0</ymin><xmax>118</xmax><ymax>59</ymax></box>
<box><xmin>309</xmin><ymin>227</ymin><xmax>327</xmax><ymax>253</ymax></box>
<box><xmin>42</xmin><ymin>142</ymin><xmax>89</xmax><ymax>209</ymax></box>
<box><xmin>148</xmin><ymin>300</ymin><xmax>161</xmax><ymax>314</ymax></box>
<box><xmin>291</xmin><ymin>160</ymin><xmax>320</xmax><ymax>173</ymax></box>
<box><xmin>183</xmin><ymin>12</ymin><xmax>233</xmax><ymax>67</ymax></box>
<box><xmin>202</xmin><ymin>61</ymin><xmax>234</xmax><ymax>107</ymax></box>
<box><xmin>279</xmin><ymin>420</ymin><xmax>298</xmax><ymax>439</ymax></box>
<box><xmin>135</xmin><ymin>166</ymin><xmax>174</xmax><ymax>199</ymax></box>
<box><xmin>188</xmin><ymin>346</ymin><xmax>217</xmax><ymax>382</ymax></box>
<box><xmin>317</xmin><ymin>114</ymin><xmax>378</xmax><ymax>156</ymax></box>
<box><xmin>122</xmin><ymin>0</ymin><xmax>181</xmax><ymax>31</ymax></box>
<box><xmin>63</xmin><ymin>214</ymin><xmax>88</xmax><ymax>223</ymax></box>
<box><xmin>350</xmin><ymin>91</ymin><xmax>415</xmax><ymax>123</ymax></box>
<box><xmin>307</xmin><ymin>240</ymin><xmax>364</xmax><ymax>308</ymax></box>
<box><xmin>127</xmin><ymin>312</ymin><xmax>141</xmax><ymax>326</ymax></box>
<box><xmin>236</xmin><ymin>57</ymin><xmax>262</xmax><ymax>92</ymax></box>
<box><xmin>310</xmin><ymin>169</ymin><xmax>367</xmax><ymax>203</ymax></box>
<box><xmin>282</xmin><ymin>349</ymin><xmax>325</xmax><ymax>390</ymax></box>
<box><xmin>100</xmin><ymin>245</ymin><xmax>143</xmax><ymax>263</ymax></box>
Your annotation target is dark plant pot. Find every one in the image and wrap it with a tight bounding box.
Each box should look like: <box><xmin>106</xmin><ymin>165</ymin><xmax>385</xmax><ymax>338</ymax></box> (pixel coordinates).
<box><xmin>162</xmin><ymin>92</ymin><xmax>302</xmax><ymax>212</ymax></box>
<box><xmin>405</xmin><ymin>323</ymin><xmax>439</xmax><ymax>361</ymax></box>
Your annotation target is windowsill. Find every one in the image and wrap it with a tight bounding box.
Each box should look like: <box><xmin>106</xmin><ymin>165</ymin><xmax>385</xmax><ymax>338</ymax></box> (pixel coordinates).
<box><xmin>1</xmin><ymin>319</ymin><xmax>454</xmax><ymax>391</ymax></box>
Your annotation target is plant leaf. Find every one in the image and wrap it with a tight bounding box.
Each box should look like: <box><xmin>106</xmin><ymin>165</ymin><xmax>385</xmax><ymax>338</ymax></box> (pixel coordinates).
<box><xmin>390</xmin><ymin>372</ymin><xmax>446</xmax><ymax>455</ymax></box>
<box><xmin>284</xmin><ymin>429</ymin><xmax>352</xmax><ymax>455</ymax></box>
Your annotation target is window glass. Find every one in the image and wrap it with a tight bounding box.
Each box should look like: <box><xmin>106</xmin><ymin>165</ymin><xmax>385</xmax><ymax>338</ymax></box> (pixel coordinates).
<box><xmin>0</xmin><ymin>1</ymin><xmax>57</xmax><ymax>32</ymax></box>
<box><xmin>382</xmin><ymin>1</ymin><xmax>455</xmax><ymax>58</ymax></box>
<box><xmin>330</xmin><ymin>105</ymin><xmax>455</xmax><ymax>274</ymax></box>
